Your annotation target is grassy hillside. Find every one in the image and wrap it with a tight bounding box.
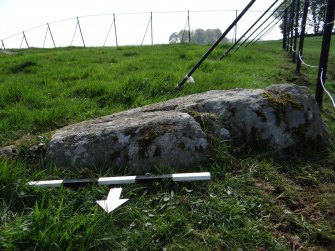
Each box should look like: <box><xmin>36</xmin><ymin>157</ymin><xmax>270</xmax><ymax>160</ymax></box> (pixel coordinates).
<box><xmin>1</xmin><ymin>39</ymin><xmax>335</xmax><ymax>250</ymax></box>
<box><xmin>0</xmin><ymin>42</ymin><xmax>296</xmax><ymax>145</ymax></box>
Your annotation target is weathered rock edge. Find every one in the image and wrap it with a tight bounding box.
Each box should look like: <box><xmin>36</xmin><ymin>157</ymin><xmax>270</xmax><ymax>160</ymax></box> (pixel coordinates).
<box><xmin>45</xmin><ymin>84</ymin><xmax>329</xmax><ymax>172</ymax></box>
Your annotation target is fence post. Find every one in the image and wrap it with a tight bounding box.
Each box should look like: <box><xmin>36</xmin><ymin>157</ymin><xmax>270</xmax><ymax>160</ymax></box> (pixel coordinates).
<box><xmin>113</xmin><ymin>14</ymin><xmax>118</xmax><ymax>47</ymax></box>
<box><xmin>283</xmin><ymin>9</ymin><xmax>288</xmax><ymax>49</ymax></box>
<box><xmin>289</xmin><ymin>0</ymin><xmax>295</xmax><ymax>54</ymax></box>
<box><xmin>150</xmin><ymin>12</ymin><xmax>153</xmax><ymax>45</ymax></box>
<box><xmin>287</xmin><ymin>1</ymin><xmax>291</xmax><ymax>51</ymax></box>
<box><xmin>77</xmin><ymin>17</ymin><xmax>86</xmax><ymax>47</ymax></box>
<box><xmin>48</xmin><ymin>23</ymin><xmax>56</xmax><ymax>48</ymax></box>
<box><xmin>22</xmin><ymin>31</ymin><xmax>29</xmax><ymax>48</ymax></box>
<box><xmin>141</xmin><ymin>13</ymin><xmax>152</xmax><ymax>46</ymax></box>
<box><xmin>315</xmin><ymin>0</ymin><xmax>335</xmax><ymax>107</ymax></box>
<box><xmin>188</xmin><ymin>10</ymin><xmax>191</xmax><ymax>43</ymax></box>
<box><xmin>43</xmin><ymin>23</ymin><xmax>56</xmax><ymax>48</ymax></box>
<box><xmin>234</xmin><ymin>9</ymin><xmax>238</xmax><ymax>43</ymax></box>
<box><xmin>296</xmin><ymin>0</ymin><xmax>309</xmax><ymax>73</ymax></box>
<box><xmin>43</xmin><ymin>25</ymin><xmax>48</xmax><ymax>48</ymax></box>
<box><xmin>292</xmin><ymin>0</ymin><xmax>300</xmax><ymax>62</ymax></box>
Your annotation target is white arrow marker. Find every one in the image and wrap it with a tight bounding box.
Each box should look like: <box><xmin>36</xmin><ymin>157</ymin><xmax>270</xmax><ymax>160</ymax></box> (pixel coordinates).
<box><xmin>96</xmin><ymin>188</ymin><xmax>128</xmax><ymax>213</ymax></box>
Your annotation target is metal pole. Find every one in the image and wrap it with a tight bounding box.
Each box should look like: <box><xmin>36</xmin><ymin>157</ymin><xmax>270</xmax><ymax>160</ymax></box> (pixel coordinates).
<box><xmin>235</xmin><ymin>0</ymin><xmax>288</xmax><ymax>53</ymax></box>
<box><xmin>289</xmin><ymin>0</ymin><xmax>295</xmax><ymax>54</ymax></box>
<box><xmin>181</xmin><ymin>18</ymin><xmax>188</xmax><ymax>43</ymax></box>
<box><xmin>48</xmin><ymin>23</ymin><xmax>56</xmax><ymax>48</ymax></box>
<box><xmin>283</xmin><ymin>9</ymin><xmax>288</xmax><ymax>49</ymax></box>
<box><xmin>287</xmin><ymin>0</ymin><xmax>291</xmax><ymax>51</ymax></box>
<box><xmin>292</xmin><ymin>0</ymin><xmax>301</xmax><ymax>62</ymax></box>
<box><xmin>23</xmin><ymin>31</ymin><xmax>29</xmax><ymax>48</ymax></box>
<box><xmin>43</xmin><ymin>25</ymin><xmax>48</xmax><ymax>48</ymax></box>
<box><xmin>141</xmin><ymin>14</ymin><xmax>152</xmax><ymax>46</ymax></box>
<box><xmin>1</xmin><ymin>40</ymin><xmax>5</xmax><ymax>50</ymax></box>
<box><xmin>235</xmin><ymin>9</ymin><xmax>238</xmax><ymax>43</ymax></box>
<box><xmin>113</xmin><ymin>14</ymin><xmax>118</xmax><ymax>47</ymax></box>
<box><xmin>77</xmin><ymin>17</ymin><xmax>86</xmax><ymax>47</ymax></box>
<box><xmin>70</xmin><ymin>21</ymin><xmax>78</xmax><ymax>46</ymax></box>
<box><xmin>188</xmin><ymin>10</ymin><xmax>191</xmax><ymax>43</ymax></box>
<box><xmin>221</xmin><ymin>0</ymin><xmax>282</xmax><ymax>59</ymax></box>
<box><xmin>177</xmin><ymin>0</ymin><xmax>256</xmax><ymax>89</ymax></box>
<box><xmin>20</xmin><ymin>35</ymin><xmax>24</xmax><ymax>49</ymax></box>
<box><xmin>315</xmin><ymin>0</ymin><xmax>335</xmax><ymax>107</ymax></box>
<box><xmin>181</xmin><ymin>11</ymin><xmax>190</xmax><ymax>43</ymax></box>
<box><xmin>104</xmin><ymin>19</ymin><xmax>114</xmax><ymax>47</ymax></box>
<box><xmin>296</xmin><ymin>0</ymin><xmax>309</xmax><ymax>73</ymax></box>
<box><xmin>151</xmin><ymin>12</ymin><xmax>153</xmax><ymax>45</ymax></box>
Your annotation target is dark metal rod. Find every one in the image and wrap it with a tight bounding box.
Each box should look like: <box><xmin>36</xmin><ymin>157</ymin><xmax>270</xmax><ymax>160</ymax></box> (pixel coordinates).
<box><xmin>141</xmin><ymin>14</ymin><xmax>152</xmax><ymax>46</ymax></box>
<box><xmin>77</xmin><ymin>17</ymin><xmax>86</xmax><ymax>47</ymax></box>
<box><xmin>283</xmin><ymin>9</ymin><xmax>288</xmax><ymax>49</ymax></box>
<box><xmin>177</xmin><ymin>0</ymin><xmax>256</xmax><ymax>89</ymax></box>
<box><xmin>113</xmin><ymin>14</ymin><xmax>118</xmax><ymax>47</ymax></box>
<box><xmin>43</xmin><ymin>25</ymin><xmax>48</xmax><ymax>48</ymax></box>
<box><xmin>48</xmin><ymin>23</ymin><xmax>56</xmax><ymax>48</ymax></box>
<box><xmin>221</xmin><ymin>0</ymin><xmax>282</xmax><ymax>59</ymax></box>
<box><xmin>23</xmin><ymin>31</ymin><xmax>29</xmax><ymax>48</ymax></box>
<box><xmin>296</xmin><ymin>0</ymin><xmax>309</xmax><ymax>73</ymax></box>
<box><xmin>20</xmin><ymin>34</ymin><xmax>24</xmax><ymax>48</ymax></box>
<box><xmin>1</xmin><ymin>40</ymin><xmax>5</xmax><ymax>50</ymax></box>
<box><xmin>292</xmin><ymin>0</ymin><xmax>301</xmax><ymax>62</ymax></box>
<box><xmin>315</xmin><ymin>0</ymin><xmax>335</xmax><ymax>107</ymax></box>
<box><xmin>103</xmin><ymin>19</ymin><xmax>114</xmax><ymax>47</ymax></box>
<box><xmin>235</xmin><ymin>0</ymin><xmax>288</xmax><ymax>52</ymax></box>
<box><xmin>70</xmin><ymin>20</ymin><xmax>78</xmax><ymax>46</ymax></box>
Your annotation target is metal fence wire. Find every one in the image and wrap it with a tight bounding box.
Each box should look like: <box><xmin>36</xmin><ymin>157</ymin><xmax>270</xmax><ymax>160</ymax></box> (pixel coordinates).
<box><xmin>0</xmin><ymin>9</ymin><xmax>283</xmax><ymax>49</ymax></box>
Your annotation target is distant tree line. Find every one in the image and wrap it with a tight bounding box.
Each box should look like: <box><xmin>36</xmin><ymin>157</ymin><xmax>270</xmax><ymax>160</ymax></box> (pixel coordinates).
<box><xmin>278</xmin><ymin>0</ymin><xmax>333</xmax><ymax>34</ymax></box>
<box><xmin>169</xmin><ymin>28</ymin><xmax>228</xmax><ymax>44</ymax></box>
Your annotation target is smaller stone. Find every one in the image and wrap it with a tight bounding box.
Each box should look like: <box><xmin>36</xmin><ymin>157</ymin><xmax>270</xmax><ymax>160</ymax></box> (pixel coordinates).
<box><xmin>0</xmin><ymin>145</ymin><xmax>18</xmax><ymax>158</ymax></box>
<box><xmin>220</xmin><ymin>128</ymin><xmax>231</xmax><ymax>140</ymax></box>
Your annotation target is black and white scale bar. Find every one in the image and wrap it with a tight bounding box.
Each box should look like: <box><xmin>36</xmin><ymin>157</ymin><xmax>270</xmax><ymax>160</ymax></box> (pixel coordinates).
<box><xmin>27</xmin><ymin>172</ymin><xmax>211</xmax><ymax>188</ymax></box>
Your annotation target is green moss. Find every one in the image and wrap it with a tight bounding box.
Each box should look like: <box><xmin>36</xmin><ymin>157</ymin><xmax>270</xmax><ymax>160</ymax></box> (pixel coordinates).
<box><xmin>263</xmin><ymin>91</ymin><xmax>304</xmax><ymax>127</ymax></box>
<box><xmin>137</xmin><ymin>128</ymin><xmax>159</xmax><ymax>158</ymax></box>
<box><xmin>262</xmin><ymin>91</ymin><xmax>303</xmax><ymax>110</ymax></box>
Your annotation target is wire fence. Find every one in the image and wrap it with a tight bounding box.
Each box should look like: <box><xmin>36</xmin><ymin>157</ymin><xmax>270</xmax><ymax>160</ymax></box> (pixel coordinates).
<box><xmin>283</xmin><ymin>0</ymin><xmax>335</xmax><ymax>108</ymax></box>
<box><xmin>0</xmin><ymin>9</ymin><xmax>283</xmax><ymax>49</ymax></box>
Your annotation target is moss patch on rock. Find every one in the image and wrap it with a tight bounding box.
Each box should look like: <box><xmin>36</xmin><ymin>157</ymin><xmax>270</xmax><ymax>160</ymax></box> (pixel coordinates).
<box><xmin>263</xmin><ymin>91</ymin><xmax>303</xmax><ymax>110</ymax></box>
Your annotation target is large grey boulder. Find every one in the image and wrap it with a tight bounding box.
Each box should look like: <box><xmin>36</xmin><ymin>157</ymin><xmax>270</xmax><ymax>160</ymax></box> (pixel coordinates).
<box><xmin>46</xmin><ymin>111</ymin><xmax>209</xmax><ymax>173</ymax></box>
<box><xmin>45</xmin><ymin>84</ymin><xmax>329</xmax><ymax>172</ymax></box>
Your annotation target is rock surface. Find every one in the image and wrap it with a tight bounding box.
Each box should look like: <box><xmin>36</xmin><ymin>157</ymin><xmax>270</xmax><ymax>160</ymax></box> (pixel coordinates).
<box><xmin>45</xmin><ymin>84</ymin><xmax>329</xmax><ymax>172</ymax></box>
<box><xmin>0</xmin><ymin>145</ymin><xmax>18</xmax><ymax>158</ymax></box>
<box><xmin>46</xmin><ymin>111</ymin><xmax>210</xmax><ymax>172</ymax></box>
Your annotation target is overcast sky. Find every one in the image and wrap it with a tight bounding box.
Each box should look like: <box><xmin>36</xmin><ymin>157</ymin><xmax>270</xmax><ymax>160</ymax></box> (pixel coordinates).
<box><xmin>0</xmin><ymin>0</ymin><xmax>283</xmax><ymax>48</ymax></box>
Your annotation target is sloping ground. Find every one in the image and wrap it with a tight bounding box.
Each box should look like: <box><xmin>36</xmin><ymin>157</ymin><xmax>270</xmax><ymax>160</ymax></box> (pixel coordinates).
<box><xmin>0</xmin><ymin>40</ymin><xmax>335</xmax><ymax>250</ymax></box>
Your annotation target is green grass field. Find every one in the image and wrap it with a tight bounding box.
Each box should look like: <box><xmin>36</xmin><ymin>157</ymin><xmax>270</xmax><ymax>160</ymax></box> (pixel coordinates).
<box><xmin>1</xmin><ymin>38</ymin><xmax>335</xmax><ymax>250</ymax></box>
